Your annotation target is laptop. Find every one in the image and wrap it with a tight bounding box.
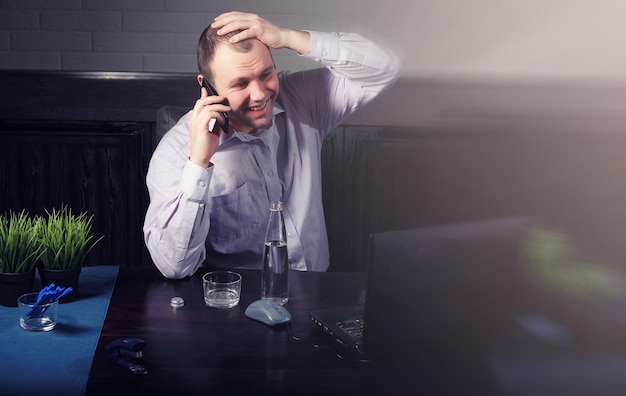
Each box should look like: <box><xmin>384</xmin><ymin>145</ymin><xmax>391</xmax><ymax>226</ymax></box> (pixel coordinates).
<box><xmin>309</xmin><ymin>290</ymin><xmax>367</xmax><ymax>353</ymax></box>
<box><xmin>309</xmin><ymin>216</ymin><xmax>538</xmax><ymax>361</ymax></box>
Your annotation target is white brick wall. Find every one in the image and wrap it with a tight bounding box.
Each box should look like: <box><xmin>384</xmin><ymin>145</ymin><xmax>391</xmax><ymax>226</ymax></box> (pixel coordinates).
<box><xmin>6</xmin><ymin>1</ymin><xmax>623</xmax><ymax>82</ymax></box>
<box><xmin>0</xmin><ymin>0</ymin><xmax>401</xmax><ymax>73</ymax></box>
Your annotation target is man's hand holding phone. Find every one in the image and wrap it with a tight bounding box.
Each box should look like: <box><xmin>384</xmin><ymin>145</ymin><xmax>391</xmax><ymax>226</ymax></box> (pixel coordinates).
<box><xmin>201</xmin><ymin>80</ymin><xmax>230</xmax><ymax>135</ymax></box>
<box><xmin>188</xmin><ymin>84</ymin><xmax>231</xmax><ymax>168</ymax></box>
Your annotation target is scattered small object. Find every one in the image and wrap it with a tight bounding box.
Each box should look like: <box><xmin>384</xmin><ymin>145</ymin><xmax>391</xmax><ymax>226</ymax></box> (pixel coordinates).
<box><xmin>106</xmin><ymin>337</ymin><xmax>149</xmax><ymax>375</ymax></box>
<box><xmin>27</xmin><ymin>283</ymin><xmax>73</xmax><ymax>318</ymax></box>
<box><xmin>170</xmin><ymin>296</ymin><xmax>184</xmax><ymax>308</ymax></box>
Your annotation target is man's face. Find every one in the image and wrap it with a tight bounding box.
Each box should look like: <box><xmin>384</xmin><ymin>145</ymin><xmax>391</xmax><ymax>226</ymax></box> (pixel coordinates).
<box><xmin>209</xmin><ymin>39</ymin><xmax>279</xmax><ymax>134</ymax></box>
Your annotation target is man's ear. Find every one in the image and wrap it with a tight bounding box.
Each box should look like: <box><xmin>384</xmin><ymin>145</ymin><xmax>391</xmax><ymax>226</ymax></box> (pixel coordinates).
<box><xmin>196</xmin><ymin>74</ymin><xmax>204</xmax><ymax>86</ymax></box>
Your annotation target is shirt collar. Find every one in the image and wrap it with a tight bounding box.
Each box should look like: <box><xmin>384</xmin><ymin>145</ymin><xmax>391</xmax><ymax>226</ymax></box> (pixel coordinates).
<box><xmin>220</xmin><ymin>101</ymin><xmax>285</xmax><ymax>143</ymax></box>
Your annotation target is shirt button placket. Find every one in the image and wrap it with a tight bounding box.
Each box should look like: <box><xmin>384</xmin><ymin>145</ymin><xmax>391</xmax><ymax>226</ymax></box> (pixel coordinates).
<box><xmin>254</xmin><ymin>141</ymin><xmax>281</xmax><ymax>201</ymax></box>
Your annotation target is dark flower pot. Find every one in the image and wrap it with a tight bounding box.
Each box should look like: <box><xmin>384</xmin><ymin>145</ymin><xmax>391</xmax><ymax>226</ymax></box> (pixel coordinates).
<box><xmin>0</xmin><ymin>269</ymin><xmax>35</xmax><ymax>307</ymax></box>
<box><xmin>38</xmin><ymin>266</ymin><xmax>82</xmax><ymax>303</ymax></box>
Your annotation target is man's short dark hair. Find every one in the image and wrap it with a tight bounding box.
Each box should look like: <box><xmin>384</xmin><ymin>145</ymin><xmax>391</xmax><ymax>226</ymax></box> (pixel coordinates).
<box><xmin>197</xmin><ymin>26</ymin><xmax>253</xmax><ymax>84</ymax></box>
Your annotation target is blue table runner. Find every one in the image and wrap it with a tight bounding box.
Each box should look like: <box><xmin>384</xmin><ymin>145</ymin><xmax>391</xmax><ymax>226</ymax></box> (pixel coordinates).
<box><xmin>0</xmin><ymin>265</ymin><xmax>118</xmax><ymax>396</ymax></box>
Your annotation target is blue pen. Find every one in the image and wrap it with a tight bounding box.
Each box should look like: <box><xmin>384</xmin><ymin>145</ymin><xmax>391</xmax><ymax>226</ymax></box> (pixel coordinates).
<box><xmin>55</xmin><ymin>287</ymin><xmax>73</xmax><ymax>302</ymax></box>
<box><xmin>27</xmin><ymin>285</ymin><xmax>52</xmax><ymax>317</ymax></box>
<box><xmin>26</xmin><ymin>285</ymin><xmax>73</xmax><ymax>319</ymax></box>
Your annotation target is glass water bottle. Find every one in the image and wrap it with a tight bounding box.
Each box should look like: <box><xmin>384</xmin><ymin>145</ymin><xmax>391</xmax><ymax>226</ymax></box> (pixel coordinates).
<box><xmin>261</xmin><ymin>201</ymin><xmax>289</xmax><ymax>304</ymax></box>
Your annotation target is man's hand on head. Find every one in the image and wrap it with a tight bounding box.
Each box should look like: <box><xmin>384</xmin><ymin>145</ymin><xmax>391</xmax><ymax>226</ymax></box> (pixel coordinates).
<box><xmin>211</xmin><ymin>11</ymin><xmax>310</xmax><ymax>55</ymax></box>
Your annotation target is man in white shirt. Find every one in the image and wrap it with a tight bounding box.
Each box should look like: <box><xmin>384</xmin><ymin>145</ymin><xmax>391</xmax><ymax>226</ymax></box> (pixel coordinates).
<box><xmin>144</xmin><ymin>11</ymin><xmax>401</xmax><ymax>279</ymax></box>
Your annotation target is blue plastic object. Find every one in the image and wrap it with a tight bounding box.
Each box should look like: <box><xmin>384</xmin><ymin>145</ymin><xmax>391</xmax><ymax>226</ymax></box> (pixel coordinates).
<box><xmin>27</xmin><ymin>283</ymin><xmax>73</xmax><ymax>318</ymax></box>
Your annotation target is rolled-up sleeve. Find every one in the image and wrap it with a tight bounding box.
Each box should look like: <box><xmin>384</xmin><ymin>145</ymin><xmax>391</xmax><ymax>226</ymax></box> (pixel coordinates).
<box><xmin>143</xmin><ymin>116</ymin><xmax>213</xmax><ymax>279</ymax></box>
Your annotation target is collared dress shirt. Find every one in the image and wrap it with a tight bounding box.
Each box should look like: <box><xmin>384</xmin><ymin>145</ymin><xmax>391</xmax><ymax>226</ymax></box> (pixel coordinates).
<box><xmin>144</xmin><ymin>31</ymin><xmax>401</xmax><ymax>279</ymax></box>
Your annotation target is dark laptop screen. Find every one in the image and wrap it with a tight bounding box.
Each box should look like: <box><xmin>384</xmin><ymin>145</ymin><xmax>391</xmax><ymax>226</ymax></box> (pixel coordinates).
<box><xmin>362</xmin><ymin>216</ymin><xmax>538</xmax><ymax>362</ymax></box>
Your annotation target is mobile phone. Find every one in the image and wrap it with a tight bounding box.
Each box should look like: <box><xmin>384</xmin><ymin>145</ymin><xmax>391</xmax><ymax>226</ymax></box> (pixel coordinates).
<box><xmin>202</xmin><ymin>79</ymin><xmax>230</xmax><ymax>135</ymax></box>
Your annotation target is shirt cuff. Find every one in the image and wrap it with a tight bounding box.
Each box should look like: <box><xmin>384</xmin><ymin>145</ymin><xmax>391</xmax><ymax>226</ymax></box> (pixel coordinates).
<box><xmin>301</xmin><ymin>31</ymin><xmax>339</xmax><ymax>63</ymax></box>
<box><xmin>181</xmin><ymin>160</ymin><xmax>211</xmax><ymax>201</ymax></box>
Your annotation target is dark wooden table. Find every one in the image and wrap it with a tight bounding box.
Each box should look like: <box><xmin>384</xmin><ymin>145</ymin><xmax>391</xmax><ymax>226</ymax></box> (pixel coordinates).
<box><xmin>85</xmin><ymin>264</ymin><xmax>626</xmax><ymax>396</ymax></box>
<box><xmin>85</xmin><ymin>267</ymin><xmax>432</xmax><ymax>395</ymax></box>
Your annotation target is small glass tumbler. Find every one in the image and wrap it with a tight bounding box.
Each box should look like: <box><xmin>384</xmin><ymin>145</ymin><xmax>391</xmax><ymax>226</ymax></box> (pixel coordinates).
<box><xmin>203</xmin><ymin>271</ymin><xmax>242</xmax><ymax>308</ymax></box>
<box><xmin>18</xmin><ymin>292</ymin><xmax>58</xmax><ymax>331</ymax></box>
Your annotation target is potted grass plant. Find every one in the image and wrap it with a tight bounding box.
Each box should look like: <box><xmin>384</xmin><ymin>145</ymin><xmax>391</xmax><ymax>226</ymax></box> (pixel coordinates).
<box><xmin>0</xmin><ymin>210</ymin><xmax>44</xmax><ymax>307</ymax></box>
<box><xmin>38</xmin><ymin>205</ymin><xmax>104</xmax><ymax>302</ymax></box>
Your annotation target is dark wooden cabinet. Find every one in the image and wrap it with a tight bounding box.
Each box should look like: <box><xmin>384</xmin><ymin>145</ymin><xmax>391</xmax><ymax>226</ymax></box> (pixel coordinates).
<box><xmin>0</xmin><ymin>71</ymin><xmax>198</xmax><ymax>269</ymax></box>
<box><xmin>322</xmin><ymin>125</ymin><xmax>626</xmax><ymax>272</ymax></box>
<box><xmin>0</xmin><ymin>120</ymin><xmax>153</xmax><ymax>267</ymax></box>
<box><xmin>4</xmin><ymin>72</ymin><xmax>626</xmax><ymax>273</ymax></box>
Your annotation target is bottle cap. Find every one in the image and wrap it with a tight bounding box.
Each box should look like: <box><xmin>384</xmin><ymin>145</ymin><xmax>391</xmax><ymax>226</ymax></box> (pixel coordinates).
<box><xmin>170</xmin><ymin>296</ymin><xmax>184</xmax><ymax>308</ymax></box>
